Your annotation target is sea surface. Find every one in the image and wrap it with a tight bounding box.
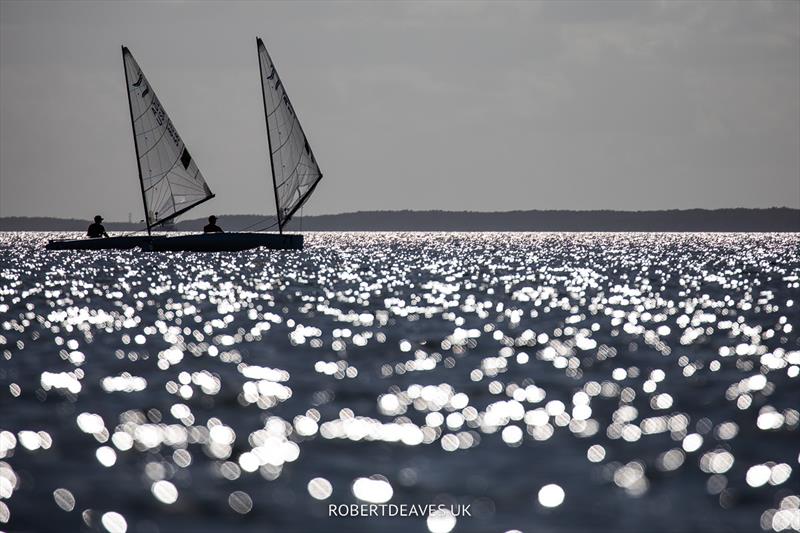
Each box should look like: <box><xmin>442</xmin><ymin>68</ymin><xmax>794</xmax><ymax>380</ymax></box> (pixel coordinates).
<box><xmin>0</xmin><ymin>232</ymin><xmax>798</xmax><ymax>533</ymax></box>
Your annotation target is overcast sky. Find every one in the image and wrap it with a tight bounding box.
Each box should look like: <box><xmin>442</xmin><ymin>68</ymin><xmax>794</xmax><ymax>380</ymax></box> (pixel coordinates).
<box><xmin>1</xmin><ymin>0</ymin><xmax>798</xmax><ymax>221</ymax></box>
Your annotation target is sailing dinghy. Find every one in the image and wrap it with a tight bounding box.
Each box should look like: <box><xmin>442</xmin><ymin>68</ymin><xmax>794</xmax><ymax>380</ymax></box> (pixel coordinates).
<box><xmin>256</xmin><ymin>37</ymin><xmax>323</xmax><ymax>236</ymax></box>
<box><xmin>46</xmin><ymin>44</ymin><xmax>307</xmax><ymax>252</ymax></box>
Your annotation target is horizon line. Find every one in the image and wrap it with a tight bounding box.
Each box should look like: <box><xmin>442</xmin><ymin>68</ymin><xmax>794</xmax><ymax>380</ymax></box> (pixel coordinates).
<box><xmin>2</xmin><ymin>205</ymin><xmax>798</xmax><ymax>223</ymax></box>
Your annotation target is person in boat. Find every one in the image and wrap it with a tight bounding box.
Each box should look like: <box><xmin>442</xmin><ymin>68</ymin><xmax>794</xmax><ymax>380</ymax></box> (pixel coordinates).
<box><xmin>204</xmin><ymin>215</ymin><xmax>224</xmax><ymax>234</ymax></box>
<box><xmin>87</xmin><ymin>215</ymin><xmax>109</xmax><ymax>238</ymax></box>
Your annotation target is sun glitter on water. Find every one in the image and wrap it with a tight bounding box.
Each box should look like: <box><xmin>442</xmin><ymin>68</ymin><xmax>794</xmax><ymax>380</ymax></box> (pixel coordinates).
<box><xmin>0</xmin><ymin>231</ymin><xmax>798</xmax><ymax>532</ymax></box>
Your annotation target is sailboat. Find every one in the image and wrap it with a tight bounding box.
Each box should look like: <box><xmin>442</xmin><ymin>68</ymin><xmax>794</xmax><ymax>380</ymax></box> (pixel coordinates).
<box><xmin>256</xmin><ymin>36</ymin><xmax>323</xmax><ymax>235</ymax></box>
<box><xmin>46</xmin><ymin>43</ymin><xmax>316</xmax><ymax>252</ymax></box>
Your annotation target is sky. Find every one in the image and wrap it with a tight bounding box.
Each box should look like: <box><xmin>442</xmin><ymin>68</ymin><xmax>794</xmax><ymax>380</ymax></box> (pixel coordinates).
<box><xmin>0</xmin><ymin>0</ymin><xmax>798</xmax><ymax>221</ymax></box>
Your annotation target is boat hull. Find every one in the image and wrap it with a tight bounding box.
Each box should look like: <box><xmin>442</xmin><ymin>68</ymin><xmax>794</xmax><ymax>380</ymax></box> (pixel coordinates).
<box><xmin>45</xmin><ymin>236</ymin><xmax>151</xmax><ymax>250</ymax></box>
<box><xmin>149</xmin><ymin>233</ymin><xmax>303</xmax><ymax>252</ymax></box>
<box><xmin>45</xmin><ymin>233</ymin><xmax>303</xmax><ymax>251</ymax></box>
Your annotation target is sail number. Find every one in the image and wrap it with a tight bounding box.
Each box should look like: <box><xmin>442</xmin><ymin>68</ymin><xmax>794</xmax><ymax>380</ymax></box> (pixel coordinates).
<box><xmin>150</xmin><ymin>99</ymin><xmax>182</xmax><ymax>148</ymax></box>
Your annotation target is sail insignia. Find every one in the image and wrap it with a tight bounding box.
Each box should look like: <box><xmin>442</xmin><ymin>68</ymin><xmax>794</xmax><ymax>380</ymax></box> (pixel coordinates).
<box><xmin>122</xmin><ymin>47</ymin><xmax>214</xmax><ymax>228</ymax></box>
<box><xmin>257</xmin><ymin>38</ymin><xmax>322</xmax><ymax>230</ymax></box>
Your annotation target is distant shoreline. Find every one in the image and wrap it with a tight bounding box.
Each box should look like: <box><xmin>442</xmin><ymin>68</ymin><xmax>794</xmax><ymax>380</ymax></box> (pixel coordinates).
<box><xmin>1</xmin><ymin>208</ymin><xmax>798</xmax><ymax>232</ymax></box>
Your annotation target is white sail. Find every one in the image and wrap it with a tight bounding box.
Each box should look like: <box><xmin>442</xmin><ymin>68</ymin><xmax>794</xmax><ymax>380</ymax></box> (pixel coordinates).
<box><xmin>257</xmin><ymin>38</ymin><xmax>322</xmax><ymax>230</ymax></box>
<box><xmin>122</xmin><ymin>47</ymin><xmax>213</xmax><ymax>228</ymax></box>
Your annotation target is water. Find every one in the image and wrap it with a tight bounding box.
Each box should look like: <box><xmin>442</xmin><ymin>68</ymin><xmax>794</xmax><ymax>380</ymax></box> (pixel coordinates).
<box><xmin>1</xmin><ymin>232</ymin><xmax>798</xmax><ymax>533</ymax></box>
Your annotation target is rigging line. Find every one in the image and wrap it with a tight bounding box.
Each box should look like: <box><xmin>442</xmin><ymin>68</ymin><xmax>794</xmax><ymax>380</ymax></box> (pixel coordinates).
<box><xmin>134</xmin><ymin>120</ymin><xmax>166</xmax><ymax>138</ymax></box>
<box><xmin>295</xmin><ymin>161</ymin><xmax>318</xmax><ymax>173</ymax></box>
<box><xmin>156</xmin><ymin>169</ymin><xmax>208</xmax><ymax>191</ymax></box>
<box><xmin>141</xmin><ymin>150</ymin><xmax>184</xmax><ymax>186</ymax></box>
<box><xmin>118</xmin><ymin>226</ymin><xmax>149</xmax><ymax>237</ymax></box>
<box><xmin>148</xmin><ymin>182</ymin><xmax>166</xmax><ymax>207</ymax></box>
<box><xmin>266</xmin><ymin>102</ymin><xmax>284</xmax><ymax>118</ymax></box>
<box><xmin>150</xmin><ymin>186</ymin><xmax>170</xmax><ymax>218</ymax></box>
<box><xmin>269</xmin><ymin>119</ymin><xmax>299</xmax><ymax>154</ymax></box>
<box><xmin>154</xmin><ymin>165</ymin><xmax>179</xmax><ymax>226</ymax></box>
<box><xmin>190</xmin><ymin>167</ymin><xmax>209</xmax><ymax>195</ymax></box>
<box><xmin>168</xmin><ymin>174</ymin><xmax>177</xmax><ymax>218</ymax></box>
<box><xmin>264</xmin><ymin>91</ymin><xmax>291</xmax><ymax>117</ymax></box>
<box><xmin>281</xmin><ymin>175</ymin><xmax>322</xmax><ymax>227</ymax></box>
<box><xmin>149</xmin><ymin>194</ymin><xmax>215</xmax><ymax>229</ymax></box>
<box><xmin>281</xmin><ymin>150</ymin><xmax>319</xmax><ymax>177</ymax></box>
<box><xmin>161</xmin><ymin>161</ymin><xmax>206</xmax><ymax>185</ymax></box>
<box><xmin>143</xmin><ymin>174</ymin><xmax>169</xmax><ymax>193</ymax></box>
<box><xmin>275</xmin><ymin>172</ymin><xmax>297</xmax><ymax>193</ymax></box>
<box><xmin>237</xmin><ymin>216</ymin><xmax>278</xmax><ymax>232</ymax></box>
<box><xmin>276</xmin><ymin>167</ymin><xmax>300</xmax><ymax>188</ymax></box>
<box><xmin>137</xmin><ymin>126</ymin><xmax>170</xmax><ymax>159</ymax></box>
<box><xmin>275</xmin><ymin>162</ymin><xmax>319</xmax><ymax>189</ymax></box>
<box><xmin>254</xmin><ymin>219</ymin><xmax>280</xmax><ymax>232</ymax></box>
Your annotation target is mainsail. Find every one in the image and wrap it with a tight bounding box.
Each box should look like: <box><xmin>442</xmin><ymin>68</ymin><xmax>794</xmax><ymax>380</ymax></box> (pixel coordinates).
<box><xmin>257</xmin><ymin>38</ymin><xmax>322</xmax><ymax>232</ymax></box>
<box><xmin>122</xmin><ymin>46</ymin><xmax>214</xmax><ymax>229</ymax></box>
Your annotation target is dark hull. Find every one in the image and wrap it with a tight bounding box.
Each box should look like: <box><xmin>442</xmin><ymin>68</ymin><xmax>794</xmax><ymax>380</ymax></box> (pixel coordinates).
<box><xmin>150</xmin><ymin>233</ymin><xmax>303</xmax><ymax>251</ymax></box>
<box><xmin>45</xmin><ymin>233</ymin><xmax>303</xmax><ymax>251</ymax></box>
<box><xmin>46</xmin><ymin>236</ymin><xmax>151</xmax><ymax>250</ymax></box>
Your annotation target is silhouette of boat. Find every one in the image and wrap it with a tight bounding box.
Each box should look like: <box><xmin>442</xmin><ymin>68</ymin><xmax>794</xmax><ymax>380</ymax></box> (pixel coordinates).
<box><xmin>47</xmin><ymin>40</ymin><xmax>322</xmax><ymax>252</ymax></box>
<box><xmin>46</xmin><ymin>232</ymin><xmax>301</xmax><ymax>252</ymax></box>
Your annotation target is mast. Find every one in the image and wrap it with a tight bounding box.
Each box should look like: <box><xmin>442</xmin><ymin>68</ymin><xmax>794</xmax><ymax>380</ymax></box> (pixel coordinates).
<box><xmin>121</xmin><ymin>45</ymin><xmax>152</xmax><ymax>237</ymax></box>
<box><xmin>257</xmin><ymin>37</ymin><xmax>284</xmax><ymax>234</ymax></box>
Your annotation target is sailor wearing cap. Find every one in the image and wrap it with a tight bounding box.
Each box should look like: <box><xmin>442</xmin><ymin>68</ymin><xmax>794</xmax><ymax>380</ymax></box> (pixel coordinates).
<box><xmin>203</xmin><ymin>215</ymin><xmax>224</xmax><ymax>234</ymax></box>
<box><xmin>87</xmin><ymin>215</ymin><xmax>109</xmax><ymax>238</ymax></box>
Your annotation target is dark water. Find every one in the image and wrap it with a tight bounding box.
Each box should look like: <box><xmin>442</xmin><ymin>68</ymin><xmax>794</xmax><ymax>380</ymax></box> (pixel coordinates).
<box><xmin>1</xmin><ymin>232</ymin><xmax>798</xmax><ymax>533</ymax></box>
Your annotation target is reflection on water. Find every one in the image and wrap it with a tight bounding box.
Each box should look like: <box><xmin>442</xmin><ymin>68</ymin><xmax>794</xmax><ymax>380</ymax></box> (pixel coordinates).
<box><xmin>0</xmin><ymin>231</ymin><xmax>798</xmax><ymax>533</ymax></box>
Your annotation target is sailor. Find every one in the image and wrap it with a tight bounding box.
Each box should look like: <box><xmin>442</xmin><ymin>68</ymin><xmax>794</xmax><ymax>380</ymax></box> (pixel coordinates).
<box><xmin>87</xmin><ymin>215</ymin><xmax>109</xmax><ymax>238</ymax></box>
<box><xmin>204</xmin><ymin>215</ymin><xmax>224</xmax><ymax>234</ymax></box>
